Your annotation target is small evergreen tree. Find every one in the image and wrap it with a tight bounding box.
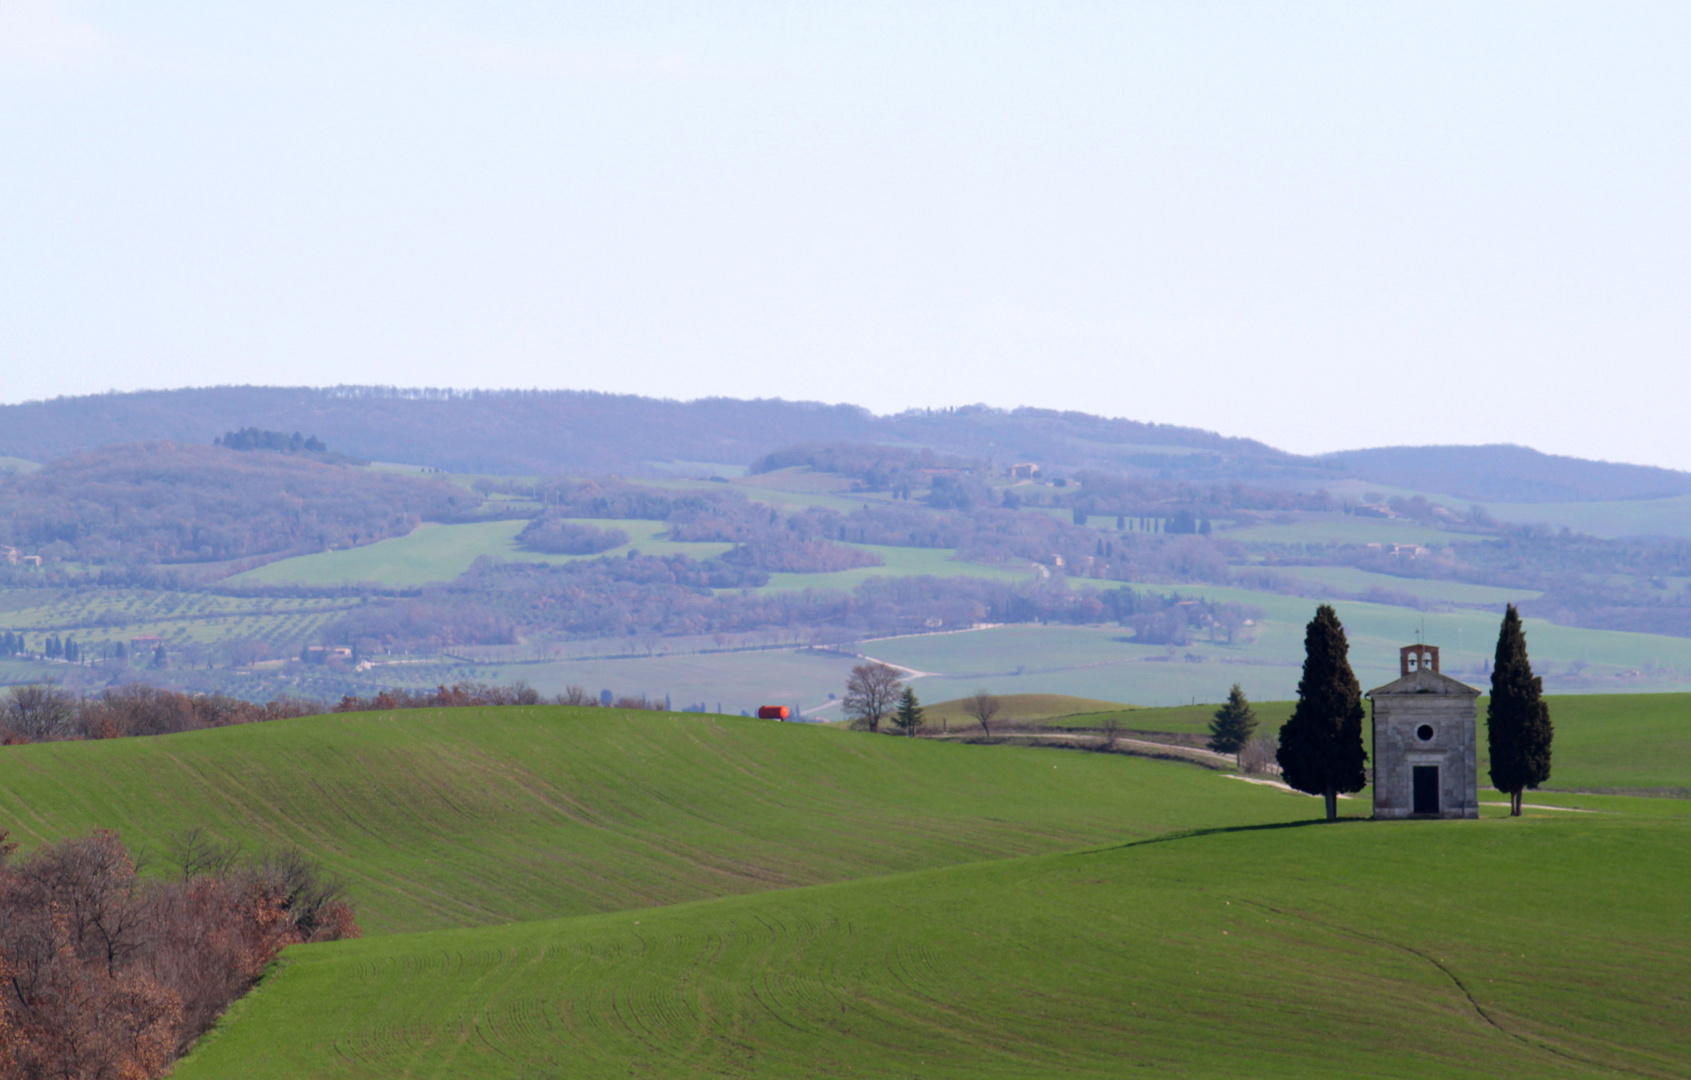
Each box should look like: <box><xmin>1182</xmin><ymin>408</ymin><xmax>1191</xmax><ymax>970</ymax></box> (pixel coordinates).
<box><xmin>1488</xmin><ymin>604</ymin><xmax>1553</xmax><ymax>816</ymax></box>
<box><xmin>1276</xmin><ymin>605</ymin><xmax>1368</xmax><ymax>821</ymax></box>
<box><xmin>1208</xmin><ymin>684</ymin><xmax>1258</xmax><ymax>762</ymax></box>
<box><xmin>892</xmin><ymin>687</ymin><xmax>925</xmax><ymax>737</ymax></box>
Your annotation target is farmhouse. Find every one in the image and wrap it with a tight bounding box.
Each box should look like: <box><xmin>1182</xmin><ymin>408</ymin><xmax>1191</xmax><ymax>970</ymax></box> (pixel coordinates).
<box><xmin>1366</xmin><ymin>644</ymin><xmax>1480</xmax><ymax>819</ymax></box>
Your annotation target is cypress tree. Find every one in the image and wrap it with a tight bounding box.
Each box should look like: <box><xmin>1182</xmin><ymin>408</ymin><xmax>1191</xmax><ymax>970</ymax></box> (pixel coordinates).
<box><xmin>1276</xmin><ymin>605</ymin><xmax>1368</xmax><ymax>821</ymax></box>
<box><xmin>892</xmin><ymin>687</ymin><xmax>925</xmax><ymax>737</ymax></box>
<box><xmin>1208</xmin><ymin>684</ymin><xmax>1258</xmax><ymax>762</ymax></box>
<box><xmin>1488</xmin><ymin>604</ymin><xmax>1553</xmax><ymax>816</ymax></box>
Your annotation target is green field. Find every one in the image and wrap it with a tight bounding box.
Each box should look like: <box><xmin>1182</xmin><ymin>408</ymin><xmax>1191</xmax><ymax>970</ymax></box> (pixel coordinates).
<box><xmin>0</xmin><ymin>708</ymin><xmax>1314</xmax><ymax>934</ymax></box>
<box><xmin>1218</xmin><ymin>515</ymin><xmax>1472</xmax><ymax>546</ymax></box>
<box><xmin>759</xmin><ymin>544</ymin><xmax>1037</xmax><ymax>594</ymax></box>
<box><xmin>2</xmin><ymin>697</ymin><xmax>1685</xmax><ymax>1077</ymax></box>
<box><xmin>227</xmin><ymin>520</ymin><xmax>734</xmax><ymax>588</ymax></box>
<box><xmin>1272</xmin><ymin>565</ymin><xmax>1541</xmax><ymax>606</ymax></box>
<box><xmin>175</xmin><ymin>803</ymin><xmax>1691</xmax><ymax>1079</ymax></box>
<box><xmin>1485</xmin><ymin>493</ymin><xmax>1691</xmax><ymax>539</ymax></box>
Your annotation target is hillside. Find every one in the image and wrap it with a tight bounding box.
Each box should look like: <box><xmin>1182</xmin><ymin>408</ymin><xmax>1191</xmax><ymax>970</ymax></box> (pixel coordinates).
<box><xmin>173</xmin><ymin>803</ymin><xmax>1691</xmax><ymax>1079</ymax></box>
<box><xmin>0</xmin><ymin>441</ymin><xmax>480</xmax><ymax>564</ymax></box>
<box><xmin>0</xmin><ymin>387</ymin><xmax>1300</xmax><ymax>479</ymax></box>
<box><xmin>1324</xmin><ymin>443</ymin><xmax>1691</xmax><ymax>503</ymax></box>
<box><xmin>0</xmin><ymin>706</ymin><xmax>1315</xmax><ymax>933</ymax></box>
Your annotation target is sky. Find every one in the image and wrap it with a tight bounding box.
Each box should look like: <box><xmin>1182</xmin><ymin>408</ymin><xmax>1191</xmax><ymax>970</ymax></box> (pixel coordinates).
<box><xmin>3</xmin><ymin>2</ymin><xmax>1689</xmax><ymax>468</ymax></box>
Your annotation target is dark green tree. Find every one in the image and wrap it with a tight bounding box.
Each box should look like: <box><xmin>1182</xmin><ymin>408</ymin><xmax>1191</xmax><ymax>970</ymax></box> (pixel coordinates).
<box><xmin>892</xmin><ymin>687</ymin><xmax>925</xmax><ymax>737</ymax></box>
<box><xmin>1208</xmin><ymin>684</ymin><xmax>1258</xmax><ymax>762</ymax></box>
<box><xmin>1488</xmin><ymin>604</ymin><xmax>1553</xmax><ymax>816</ymax></box>
<box><xmin>1276</xmin><ymin>605</ymin><xmax>1368</xmax><ymax>821</ymax></box>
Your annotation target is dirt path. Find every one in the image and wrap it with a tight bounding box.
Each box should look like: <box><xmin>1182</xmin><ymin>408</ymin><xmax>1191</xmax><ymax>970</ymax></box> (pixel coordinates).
<box><xmin>928</xmin><ymin>730</ymin><xmax>1240</xmax><ymax>769</ymax></box>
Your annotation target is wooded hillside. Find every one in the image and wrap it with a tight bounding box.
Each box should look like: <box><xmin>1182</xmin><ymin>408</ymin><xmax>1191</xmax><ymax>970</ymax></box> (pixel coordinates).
<box><xmin>0</xmin><ymin>443</ymin><xmax>481</xmax><ymax>564</ymax></box>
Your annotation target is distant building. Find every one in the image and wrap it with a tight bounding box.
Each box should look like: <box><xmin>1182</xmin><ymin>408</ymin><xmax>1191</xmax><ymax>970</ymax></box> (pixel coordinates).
<box><xmin>1365</xmin><ymin>543</ymin><xmax>1429</xmax><ymax>558</ymax></box>
<box><xmin>1005</xmin><ymin>463</ymin><xmax>1040</xmax><ymax>479</ymax></box>
<box><xmin>1366</xmin><ymin>645</ymin><xmax>1480</xmax><ymax>819</ymax></box>
<box><xmin>0</xmin><ymin>546</ymin><xmax>17</xmax><ymax>565</ymax></box>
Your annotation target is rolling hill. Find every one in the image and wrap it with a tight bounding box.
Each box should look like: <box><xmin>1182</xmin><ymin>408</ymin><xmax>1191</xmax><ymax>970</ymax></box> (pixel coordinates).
<box><xmin>3</xmin><ymin>700</ymin><xmax>1686</xmax><ymax>1077</ymax></box>
<box><xmin>0</xmin><ymin>706</ymin><xmax>1314</xmax><ymax>934</ymax></box>
<box><xmin>174</xmin><ymin>794</ymin><xmax>1691</xmax><ymax>1079</ymax></box>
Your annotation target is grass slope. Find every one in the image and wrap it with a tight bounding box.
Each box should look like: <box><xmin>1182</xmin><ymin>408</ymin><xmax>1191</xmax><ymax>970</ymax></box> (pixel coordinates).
<box><xmin>0</xmin><ymin>708</ymin><xmax>1315</xmax><ymax>933</ymax></box>
<box><xmin>176</xmin><ymin>807</ymin><xmax>1691</xmax><ymax>1079</ymax></box>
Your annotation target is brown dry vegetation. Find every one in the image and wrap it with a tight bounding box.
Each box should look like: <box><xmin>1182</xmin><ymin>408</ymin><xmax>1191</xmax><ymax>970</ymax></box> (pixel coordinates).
<box><xmin>0</xmin><ymin>830</ymin><xmax>357</xmax><ymax>1080</ymax></box>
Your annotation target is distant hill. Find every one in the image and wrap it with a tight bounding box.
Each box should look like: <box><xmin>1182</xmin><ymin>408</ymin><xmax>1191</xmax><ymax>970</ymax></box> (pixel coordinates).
<box><xmin>2</xmin><ymin>388</ymin><xmax>1685</xmax><ymax>504</ymax></box>
<box><xmin>1324</xmin><ymin>444</ymin><xmax>1691</xmax><ymax>503</ymax></box>
<box><xmin>0</xmin><ymin>387</ymin><xmax>1314</xmax><ymax>481</ymax></box>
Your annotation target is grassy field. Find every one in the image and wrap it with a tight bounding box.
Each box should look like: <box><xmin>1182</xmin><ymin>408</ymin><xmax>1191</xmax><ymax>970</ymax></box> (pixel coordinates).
<box><xmin>917</xmin><ymin>693</ymin><xmax>1130</xmax><ymax>729</ymax></box>
<box><xmin>1218</xmin><ymin>515</ymin><xmax>1472</xmax><ymax>546</ymax></box>
<box><xmin>1484</xmin><ymin>493</ymin><xmax>1691</xmax><ymax>539</ymax></box>
<box><xmin>0</xmin><ymin>708</ymin><xmax>1317</xmax><ymax>934</ymax></box>
<box><xmin>174</xmin><ymin>803</ymin><xmax>1691</xmax><ymax>1079</ymax></box>
<box><xmin>759</xmin><ymin>544</ymin><xmax>1037</xmax><ymax>594</ymax></box>
<box><xmin>227</xmin><ymin>520</ymin><xmax>735</xmax><ymax>588</ymax></box>
<box><xmin>1270</xmin><ymin>565</ymin><xmax>1541</xmax><ymax>606</ymax></box>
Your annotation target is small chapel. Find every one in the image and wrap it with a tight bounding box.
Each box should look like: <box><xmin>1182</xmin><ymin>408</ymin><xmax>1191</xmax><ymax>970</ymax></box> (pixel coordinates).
<box><xmin>1365</xmin><ymin>644</ymin><xmax>1480</xmax><ymax>819</ymax></box>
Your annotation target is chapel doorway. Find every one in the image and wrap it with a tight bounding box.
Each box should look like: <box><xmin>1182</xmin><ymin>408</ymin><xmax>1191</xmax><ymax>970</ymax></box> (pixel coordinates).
<box><xmin>1412</xmin><ymin>766</ymin><xmax>1440</xmax><ymax>815</ymax></box>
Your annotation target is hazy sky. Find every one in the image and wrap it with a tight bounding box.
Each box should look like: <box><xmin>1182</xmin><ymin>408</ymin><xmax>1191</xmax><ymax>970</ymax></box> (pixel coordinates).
<box><xmin>3</xmin><ymin>2</ymin><xmax>1688</xmax><ymax>467</ymax></box>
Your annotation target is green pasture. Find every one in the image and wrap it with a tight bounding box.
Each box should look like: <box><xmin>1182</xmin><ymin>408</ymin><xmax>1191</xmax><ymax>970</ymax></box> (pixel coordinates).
<box><xmin>1219</xmin><ymin>515</ymin><xmax>1471</xmax><ymax>546</ymax></box>
<box><xmin>0</xmin><ymin>454</ymin><xmax>40</xmax><ymax>474</ymax></box>
<box><xmin>758</xmin><ymin>544</ymin><xmax>1036</xmax><ymax>594</ymax></box>
<box><xmin>1271</xmin><ymin>565</ymin><xmax>1541</xmax><ymax>606</ymax></box>
<box><xmin>1484</xmin><ymin>493</ymin><xmax>1691</xmax><ymax>539</ymax></box>
<box><xmin>0</xmin><ymin>708</ymin><xmax>1316</xmax><ymax>934</ymax></box>
<box><xmin>176</xmin><ymin>806</ymin><xmax>1691</xmax><ymax>1079</ymax></box>
<box><xmin>1521</xmin><ymin>692</ymin><xmax>1691</xmax><ymax>793</ymax></box>
<box><xmin>626</xmin><ymin>474</ymin><xmax>883</xmax><ymax>515</ymax></box>
<box><xmin>226</xmin><ymin>520</ymin><xmax>734</xmax><ymax>588</ymax></box>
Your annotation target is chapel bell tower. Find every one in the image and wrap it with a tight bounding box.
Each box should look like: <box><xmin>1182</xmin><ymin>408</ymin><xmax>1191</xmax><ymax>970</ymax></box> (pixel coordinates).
<box><xmin>1365</xmin><ymin>644</ymin><xmax>1480</xmax><ymax>819</ymax></box>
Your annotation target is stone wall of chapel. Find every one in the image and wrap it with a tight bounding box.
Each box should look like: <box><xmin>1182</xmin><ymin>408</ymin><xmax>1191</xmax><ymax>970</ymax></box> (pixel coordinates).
<box><xmin>1372</xmin><ymin>694</ymin><xmax>1479</xmax><ymax>819</ymax></box>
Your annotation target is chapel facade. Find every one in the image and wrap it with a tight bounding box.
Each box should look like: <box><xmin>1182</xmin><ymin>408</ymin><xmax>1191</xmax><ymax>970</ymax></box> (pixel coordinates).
<box><xmin>1365</xmin><ymin>645</ymin><xmax>1480</xmax><ymax>819</ymax></box>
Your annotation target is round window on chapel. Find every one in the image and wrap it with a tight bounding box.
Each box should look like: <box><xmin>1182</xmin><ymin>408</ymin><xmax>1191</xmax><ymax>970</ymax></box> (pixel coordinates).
<box><xmin>1416</xmin><ymin>724</ymin><xmax>1435</xmax><ymax>742</ymax></box>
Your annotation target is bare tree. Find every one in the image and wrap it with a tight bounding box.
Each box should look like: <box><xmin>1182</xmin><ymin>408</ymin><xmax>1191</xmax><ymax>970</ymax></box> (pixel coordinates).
<box><xmin>556</xmin><ymin>685</ymin><xmax>596</xmax><ymax>707</ymax></box>
<box><xmin>844</xmin><ymin>663</ymin><xmax>903</xmax><ymax>733</ymax></box>
<box><xmin>1239</xmin><ymin>733</ymin><xmax>1280</xmax><ymax>775</ymax></box>
<box><xmin>2</xmin><ymin>684</ymin><xmax>75</xmax><ymax>742</ymax></box>
<box><xmin>1097</xmin><ymin>716</ymin><xmax>1123</xmax><ymax>751</ymax></box>
<box><xmin>961</xmin><ymin>690</ymin><xmax>1002</xmax><ymax>737</ymax></box>
<box><xmin>165</xmin><ymin>828</ymin><xmax>242</xmax><ymax>883</ymax></box>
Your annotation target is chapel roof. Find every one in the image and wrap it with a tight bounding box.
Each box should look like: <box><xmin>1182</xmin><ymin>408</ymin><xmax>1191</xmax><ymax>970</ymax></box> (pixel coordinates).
<box><xmin>1366</xmin><ymin>667</ymin><xmax>1480</xmax><ymax>698</ymax></box>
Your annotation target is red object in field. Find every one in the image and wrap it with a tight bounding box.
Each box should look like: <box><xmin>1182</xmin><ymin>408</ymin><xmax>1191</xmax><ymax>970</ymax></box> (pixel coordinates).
<box><xmin>757</xmin><ymin>706</ymin><xmax>790</xmax><ymax>721</ymax></box>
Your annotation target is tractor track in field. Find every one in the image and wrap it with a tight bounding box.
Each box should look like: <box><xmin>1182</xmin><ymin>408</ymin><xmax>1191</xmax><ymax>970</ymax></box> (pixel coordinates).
<box><xmin>1230</xmin><ymin>897</ymin><xmax>1673</xmax><ymax>1079</ymax></box>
